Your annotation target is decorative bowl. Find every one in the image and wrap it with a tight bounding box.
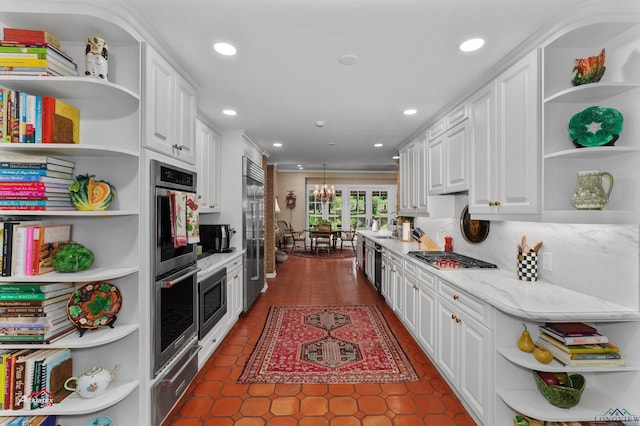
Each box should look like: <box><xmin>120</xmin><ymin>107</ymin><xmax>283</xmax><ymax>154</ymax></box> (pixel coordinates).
<box><xmin>568</xmin><ymin>106</ymin><xmax>623</xmax><ymax>148</ymax></box>
<box><xmin>533</xmin><ymin>371</ymin><xmax>586</xmax><ymax>409</ymax></box>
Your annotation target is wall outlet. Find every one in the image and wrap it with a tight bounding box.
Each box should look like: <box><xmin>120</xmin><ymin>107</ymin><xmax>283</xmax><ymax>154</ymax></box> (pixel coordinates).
<box><xmin>542</xmin><ymin>252</ymin><xmax>552</xmax><ymax>272</ymax></box>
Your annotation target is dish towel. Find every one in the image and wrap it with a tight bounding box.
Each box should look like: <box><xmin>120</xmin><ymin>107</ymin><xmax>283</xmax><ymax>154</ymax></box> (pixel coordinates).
<box><xmin>186</xmin><ymin>193</ymin><xmax>200</xmax><ymax>244</ymax></box>
<box><xmin>169</xmin><ymin>190</ymin><xmax>187</xmax><ymax>248</ymax></box>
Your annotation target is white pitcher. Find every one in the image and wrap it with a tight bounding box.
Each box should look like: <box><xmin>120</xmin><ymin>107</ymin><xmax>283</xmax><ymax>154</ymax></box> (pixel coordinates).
<box><xmin>571</xmin><ymin>170</ymin><xmax>614</xmax><ymax>210</ymax></box>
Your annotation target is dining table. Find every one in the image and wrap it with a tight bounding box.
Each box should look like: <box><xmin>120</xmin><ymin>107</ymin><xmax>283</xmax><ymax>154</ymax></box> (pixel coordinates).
<box><xmin>305</xmin><ymin>228</ymin><xmax>343</xmax><ymax>252</ymax></box>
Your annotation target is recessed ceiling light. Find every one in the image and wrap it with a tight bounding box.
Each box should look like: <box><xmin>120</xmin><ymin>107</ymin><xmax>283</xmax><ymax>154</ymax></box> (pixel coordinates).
<box><xmin>392</xmin><ymin>155</ymin><xmax>400</xmax><ymax>160</ymax></box>
<box><xmin>403</xmin><ymin>109</ymin><xmax>417</xmax><ymax>115</ymax></box>
<box><xmin>273</xmin><ymin>142</ymin><xmax>283</xmax><ymax>147</ymax></box>
<box><xmin>374</xmin><ymin>143</ymin><xmax>383</xmax><ymax>148</ymax></box>
<box><xmin>328</xmin><ymin>142</ymin><xmax>336</xmax><ymax>146</ymax></box>
<box><xmin>315</xmin><ymin>120</ymin><xmax>326</xmax><ymax>127</ymax></box>
<box><xmin>213</xmin><ymin>42</ymin><xmax>237</xmax><ymax>56</ymax></box>
<box><xmin>222</xmin><ymin>109</ymin><xmax>237</xmax><ymax>116</ymax></box>
<box><xmin>338</xmin><ymin>54</ymin><xmax>358</xmax><ymax>66</ymax></box>
<box><xmin>459</xmin><ymin>38</ymin><xmax>485</xmax><ymax>52</ymax></box>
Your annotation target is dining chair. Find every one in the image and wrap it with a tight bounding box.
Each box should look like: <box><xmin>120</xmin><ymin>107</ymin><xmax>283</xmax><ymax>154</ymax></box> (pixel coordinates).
<box><xmin>287</xmin><ymin>223</ymin><xmax>307</xmax><ymax>253</ymax></box>
<box><xmin>314</xmin><ymin>222</ymin><xmax>332</xmax><ymax>255</ymax></box>
<box><xmin>340</xmin><ymin>224</ymin><xmax>357</xmax><ymax>251</ymax></box>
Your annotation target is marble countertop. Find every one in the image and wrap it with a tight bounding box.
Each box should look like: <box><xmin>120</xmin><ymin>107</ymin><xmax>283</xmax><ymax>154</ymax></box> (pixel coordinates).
<box><xmin>358</xmin><ymin>231</ymin><xmax>640</xmax><ymax>322</ymax></box>
<box><xmin>197</xmin><ymin>249</ymin><xmax>245</xmax><ymax>279</ymax></box>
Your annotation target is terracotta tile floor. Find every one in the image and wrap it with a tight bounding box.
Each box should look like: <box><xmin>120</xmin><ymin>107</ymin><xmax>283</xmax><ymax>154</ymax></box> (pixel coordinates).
<box><xmin>162</xmin><ymin>255</ymin><xmax>477</xmax><ymax>426</ymax></box>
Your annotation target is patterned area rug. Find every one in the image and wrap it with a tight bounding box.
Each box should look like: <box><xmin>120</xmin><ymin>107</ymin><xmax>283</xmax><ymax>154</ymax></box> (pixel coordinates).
<box><xmin>290</xmin><ymin>248</ymin><xmax>356</xmax><ymax>259</ymax></box>
<box><xmin>238</xmin><ymin>305</ymin><xmax>418</xmax><ymax>384</ymax></box>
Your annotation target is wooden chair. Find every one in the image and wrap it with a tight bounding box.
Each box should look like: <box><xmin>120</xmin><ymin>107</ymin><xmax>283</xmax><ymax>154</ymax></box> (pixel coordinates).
<box><xmin>340</xmin><ymin>224</ymin><xmax>357</xmax><ymax>251</ymax></box>
<box><xmin>313</xmin><ymin>222</ymin><xmax>332</xmax><ymax>255</ymax></box>
<box><xmin>287</xmin><ymin>223</ymin><xmax>307</xmax><ymax>253</ymax></box>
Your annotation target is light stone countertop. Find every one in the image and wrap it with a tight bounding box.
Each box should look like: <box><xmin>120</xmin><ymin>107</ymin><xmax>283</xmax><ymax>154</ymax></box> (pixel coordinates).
<box><xmin>197</xmin><ymin>249</ymin><xmax>245</xmax><ymax>279</ymax></box>
<box><xmin>358</xmin><ymin>230</ymin><xmax>640</xmax><ymax>322</ymax></box>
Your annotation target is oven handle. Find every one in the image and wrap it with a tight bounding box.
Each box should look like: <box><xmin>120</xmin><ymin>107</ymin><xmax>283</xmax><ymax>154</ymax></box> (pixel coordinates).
<box><xmin>157</xmin><ymin>265</ymin><xmax>201</xmax><ymax>288</ymax></box>
<box><xmin>161</xmin><ymin>344</ymin><xmax>202</xmax><ymax>387</ymax></box>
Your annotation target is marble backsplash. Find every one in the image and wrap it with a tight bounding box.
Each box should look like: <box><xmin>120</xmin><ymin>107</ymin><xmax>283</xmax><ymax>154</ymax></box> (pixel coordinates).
<box><xmin>413</xmin><ymin>196</ymin><xmax>640</xmax><ymax>311</ymax></box>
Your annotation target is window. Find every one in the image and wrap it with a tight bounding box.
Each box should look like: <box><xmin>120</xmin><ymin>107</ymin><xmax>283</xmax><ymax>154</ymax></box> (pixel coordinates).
<box><xmin>306</xmin><ymin>184</ymin><xmax>396</xmax><ymax>230</ymax></box>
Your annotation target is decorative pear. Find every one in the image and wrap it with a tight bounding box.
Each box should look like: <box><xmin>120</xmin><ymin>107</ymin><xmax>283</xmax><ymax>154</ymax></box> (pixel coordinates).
<box><xmin>534</xmin><ymin>346</ymin><xmax>554</xmax><ymax>364</ymax></box>
<box><xmin>517</xmin><ymin>323</ymin><xmax>535</xmax><ymax>352</ymax></box>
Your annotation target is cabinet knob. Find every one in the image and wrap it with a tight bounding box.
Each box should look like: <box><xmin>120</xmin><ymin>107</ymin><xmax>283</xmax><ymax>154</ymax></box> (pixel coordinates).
<box><xmin>234</xmin><ymin>274</ymin><xmax>239</xmax><ymax>279</ymax></box>
<box><xmin>413</xmin><ymin>283</ymin><xmax>419</xmax><ymax>291</ymax></box>
<box><xmin>382</xmin><ymin>265</ymin><xmax>386</xmax><ymax>270</ymax></box>
<box><xmin>451</xmin><ymin>313</ymin><xmax>461</xmax><ymax>323</ymax></box>
<box><xmin>172</xmin><ymin>144</ymin><xmax>184</xmax><ymax>151</ymax></box>
<box><xmin>452</xmin><ymin>294</ymin><xmax>459</xmax><ymax>300</ymax></box>
<box><xmin>495</xmin><ymin>201</ymin><xmax>501</xmax><ymax>206</ymax></box>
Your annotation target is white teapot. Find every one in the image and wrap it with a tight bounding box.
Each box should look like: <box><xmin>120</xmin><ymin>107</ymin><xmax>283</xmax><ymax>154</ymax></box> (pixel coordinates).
<box><xmin>64</xmin><ymin>364</ymin><xmax>118</xmax><ymax>399</ymax></box>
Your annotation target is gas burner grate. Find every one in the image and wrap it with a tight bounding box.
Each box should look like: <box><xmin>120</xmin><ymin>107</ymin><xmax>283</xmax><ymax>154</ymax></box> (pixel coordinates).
<box><xmin>407</xmin><ymin>251</ymin><xmax>498</xmax><ymax>269</ymax></box>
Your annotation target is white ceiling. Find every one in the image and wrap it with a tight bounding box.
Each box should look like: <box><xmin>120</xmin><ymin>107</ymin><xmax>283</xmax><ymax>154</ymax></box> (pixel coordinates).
<box><xmin>117</xmin><ymin>0</ymin><xmax>590</xmax><ymax>172</ymax></box>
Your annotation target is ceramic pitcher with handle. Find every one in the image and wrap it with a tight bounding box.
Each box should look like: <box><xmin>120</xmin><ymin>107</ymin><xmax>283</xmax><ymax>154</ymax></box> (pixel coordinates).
<box><xmin>571</xmin><ymin>170</ymin><xmax>614</xmax><ymax>209</ymax></box>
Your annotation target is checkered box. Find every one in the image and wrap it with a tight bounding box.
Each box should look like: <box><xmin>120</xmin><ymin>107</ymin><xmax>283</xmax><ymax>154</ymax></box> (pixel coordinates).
<box><xmin>517</xmin><ymin>250</ymin><xmax>538</xmax><ymax>282</ymax></box>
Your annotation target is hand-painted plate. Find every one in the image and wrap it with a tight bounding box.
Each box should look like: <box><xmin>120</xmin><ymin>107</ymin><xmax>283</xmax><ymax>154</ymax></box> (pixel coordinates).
<box><xmin>460</xmin><ymin>205</ymin><xmax>490</xmax><ymax>243</ymax></box>
<box><xmin>568</xmin><ymin>106</ymin><xmax>623</xmax><ymax>147</ymax></box>
<box><xmin>67</xmin><ymin>282</ymin><xmax>122</xmax><ymax>329</ymax></box>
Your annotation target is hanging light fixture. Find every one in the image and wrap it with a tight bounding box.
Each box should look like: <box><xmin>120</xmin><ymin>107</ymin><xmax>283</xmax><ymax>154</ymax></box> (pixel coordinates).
<box><xmin>314</xmin><ymin>164</ymin><xmax>335</xmax><ymax>204</ymax></box>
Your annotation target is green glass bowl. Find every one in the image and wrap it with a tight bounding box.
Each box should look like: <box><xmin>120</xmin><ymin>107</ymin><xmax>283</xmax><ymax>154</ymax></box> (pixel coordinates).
<box><xmin>533</xmin><ymin>371</ymin><xmax>586</xmax><ymax>409</ymax></box>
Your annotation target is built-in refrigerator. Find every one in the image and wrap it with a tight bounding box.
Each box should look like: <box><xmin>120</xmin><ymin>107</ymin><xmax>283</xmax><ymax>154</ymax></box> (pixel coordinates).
<box><xmin>242</xmin><ymin>156</ymin><xmax>265</xmax><ymax>312</ymax></box>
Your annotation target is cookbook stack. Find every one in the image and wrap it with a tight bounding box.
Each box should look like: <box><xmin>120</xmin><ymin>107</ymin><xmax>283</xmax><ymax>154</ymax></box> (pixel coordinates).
<box><xmin>535</xmin><ymin>322</ymin><xmax>626</xmax><ymax>366</ymax></box>
<box><xmin>0</xmin><ymin>27</ymin><xmax>78</xmax><ymax>76</ymax></box>
<box><xmin>0</xmin><ymin>155</ymin><xmax>75</xmax><ymax>211</ymax></box>
<box><xmin>0</xmin><ymin>283</ymin><xmax>75</xmax><ymax>344</ymax></box>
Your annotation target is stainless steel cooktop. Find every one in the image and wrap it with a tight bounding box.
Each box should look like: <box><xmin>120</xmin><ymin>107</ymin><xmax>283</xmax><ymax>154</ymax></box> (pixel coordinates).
<box><xmin>407</xmin><ymin>251</ymin><xmax>498</xmax><ymax>269</ymax></box>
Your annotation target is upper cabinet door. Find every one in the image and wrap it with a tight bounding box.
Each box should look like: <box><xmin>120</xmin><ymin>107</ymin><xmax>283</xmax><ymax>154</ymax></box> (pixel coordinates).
<box><xmin>469</xmin><ymin>82</ymin><xmax>497</xmax><ymax>214</ymax></box>
<box><xmin>496</xmin><ymin>49</ymin><xmax>540</xmax><ymax>215</ymax></box>
<box><xmin>144</xmin><ymin>45</ymin><xmax>196</xmax><ymax>164</ymax></box>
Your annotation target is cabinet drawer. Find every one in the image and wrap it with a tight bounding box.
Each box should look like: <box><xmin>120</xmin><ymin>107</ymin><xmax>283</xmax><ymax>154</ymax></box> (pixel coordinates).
<box><xmin>446</xmin><ymin>103</ymin><xmax>468</xmax><ymax>128</ymax></box>
<box><xmin>418</xmin><ymin>267</ymin><xmax>436</xmax><ymax>291</ymax></box>
<box><xmin>403</xmin><ymin>258</ymin><xmax>417</xmax><ymax>276</ymax></box>
<box><xmin>438</xmin><ymin>279</ymin><xmax>493</xmax><ymax>328</ymax></box>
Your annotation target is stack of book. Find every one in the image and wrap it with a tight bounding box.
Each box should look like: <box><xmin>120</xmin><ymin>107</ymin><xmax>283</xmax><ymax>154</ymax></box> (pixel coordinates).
<box><xmin>1</xmin><ymin>222</ymin><xmax>72</xmax><ymax>277</ymax></box>
<box><xmin>0</xmin><ymin>155</ymin><xmax>75</xmax><ymax>211</ymax></box>
<box><xmin>0</xmin><ymin>90</ymin><xmax>80</xmax><ymax>144</ymax></box>
<box><xmin>0</xmin><ymin>348</ymin><xmax>72</xmax><ymax>411</ymax></box>
<box><xmin>1</xmin><ymin>27</ymin><xmax>78</xmax><ymax>76</ymax></box>
<box><xmin>0</xmin><ymin>283</ymin><xmax>75</xmax><ymax>343</ymax></box>
<box><xmin>0</xmin><ymin>415</ymin><xmax>57</xmax><ymax>425</ymax></box>
<box><xmin>536</xmin><ymin>322</ymin><xmax>626</xmax><ymax>367</ymax></box>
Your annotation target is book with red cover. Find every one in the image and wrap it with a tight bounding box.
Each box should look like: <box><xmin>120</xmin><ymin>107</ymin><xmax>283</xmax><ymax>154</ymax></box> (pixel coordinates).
<box><xmin>3</xmin><ymin>28</ymin><xmax>61</xmax><ymax>50</ymax></box>
<box><xmin>545</xmin><ymin>322</ymin><xmax>598</xmax><ymax>335</ymax></box>
<box><xmin>41</xmin><ymin>96</ymin><xmax>79</xmax><ymax>144</ymax></box>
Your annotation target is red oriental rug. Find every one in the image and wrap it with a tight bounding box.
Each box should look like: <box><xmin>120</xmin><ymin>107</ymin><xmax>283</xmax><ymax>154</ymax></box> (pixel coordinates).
<box><xmin>238</xmin><ymin>305</ymin><xmax>418</xmax><ymax>384</ymax></box>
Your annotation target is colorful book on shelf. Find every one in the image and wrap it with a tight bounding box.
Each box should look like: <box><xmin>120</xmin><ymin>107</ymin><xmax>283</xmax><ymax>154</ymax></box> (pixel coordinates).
<box><xmin>2</xmin><ymin>29</ymin><xmax>61</xmax><ymax>50</ymax></box>
<box><xmin>544</xmin><ymin>322</ymin><xmax>598</xmax><ymax>335</ymax></box>
<box><xmin>0</xmin><ymin>323</ymin><xmax>75</xmax><ymax>343</ymax></box>
<box><xmin>11</xmin><ymin>349</ymin><xmax>37</xmax><ymax>410</ymax></box>
<box><xmin>538</xmin><ymin>324</ymin><xmax>608</xmax><ymax>345</ymax></box>
<box><xmin>0</xmin><ymin>163</ymin><xmax>74</xmax><ymax>174</ymax></box>
<box><xmin>0</xmin><ymin>299</ymin><xmax>67</xmax><ymax>315</ymax></box>
<box><xmin>33</xmin><ymin>224</ymin><xmax>71</xmax><ymax>275</ymax></box>
<box><xmin>41</xmin><ymin>96</ymin><xmax>79</xmax><ymax>144</ymax></box>
<box><xmin>0</xmin><ymin>286</ymin><xmax>73</xmax><ymax>301</ymax></box>
<box><xmin>0</xmin><ymin>155</ymin><xmax>76</xmax><ymax>169</ymax></box>
<box><xmin>538</xmin><ymin>332</ymin><xmax>619</xmax><ymax>354</ymax></box>
<box><xmin>536</xmin><ymin>338</ymin><xmax>627</xmax><ymax>367</ymax></box>
<box><xmin>0</xmin><ymin>169</ymin><xmax>72</xmax><ymax>179</ymax></box>
<box><xmin>1</xmin><ymin>220</ymin><xmax>42</xmax><ymax>277</ymax></box>
<box><xmin>0</xmin><ymin>293</ymin><xmax>73</xmax><ymax>308</ymax></box>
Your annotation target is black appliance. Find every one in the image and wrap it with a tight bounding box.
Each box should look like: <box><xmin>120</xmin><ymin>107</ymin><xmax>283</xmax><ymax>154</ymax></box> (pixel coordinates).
<box><xmin>200</xmin><ymin>224</ymin><xmax>233</xmax><ymax>254</ymax></box>
<box><xmin>407</xmin><ymin>251</ymin><xmax>498</xmax><ymax>269</ymax></box>
<box><xmin>198</xmin><ymin>267</ymin><xmax>227</xmax><ymax>339</ymax></box>
<box><xmin>151</xmin><ymin>160</ymin><xmax>200</xmax><ymax>378</ymax></box>
<box><xmin>374</xmin><ymin>243</ymin><xmax>382</xmax><ymax>293</ymax></box>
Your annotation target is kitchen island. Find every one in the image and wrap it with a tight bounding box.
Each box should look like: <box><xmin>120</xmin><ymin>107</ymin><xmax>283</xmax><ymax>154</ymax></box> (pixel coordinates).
<box><xmin>358</xmin><ymin>230</ymin><xmax>640</xmax><ymax>425</ymax></box>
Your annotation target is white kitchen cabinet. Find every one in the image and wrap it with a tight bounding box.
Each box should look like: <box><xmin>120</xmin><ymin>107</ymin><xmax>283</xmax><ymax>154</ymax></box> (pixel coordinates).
<box><xmin>428</xmin><ymin>120</ymin><xmax>469</xmax><ymax>195</ymax></box>
<box><xmin>436</xmin><ymin>279</ymin><xmax>494</xmax><ymax>425</ymax></box>
<box><xmin>226</xmin><ymin>255</ymin><xmax>244</xmax><ymax>329</ymax></box>
<box><xmin>144</xmin><ymin>45</ymin><xmax>196</xmax><ymax>164</ymax></box>
<box><xmin>541</xmin><ymin>20</ymin><xmax>640</xmax><ymax>224</ymax></box>
<box><xmin>401</xmin><ymin>259</ymin><xmax>418</xmax><ymax>336</ymax></box>
<box><xmin>196</xmin><ymin>119</ymin><xmax>222</xmax><ymax>212</ymax></box>
<box><xmin>399</xmin><ymin>135</ymin><xmax>428</xmax><ymax>215</ymax></box>
<box><xmin>382</xmin><ymin>249</ymin><xmax>403</xmax><ymax>315</ymax></box>
<box><xmin>0</xmin><ymin>4</ymin><xmax>142</xmax><ymax>424</ymax></box>
<box><xmin>469</xmin><ymin>50</ymin><xmax>540</xmax><ymax>219</ymax></box>
<box><xmin>415</xmin><ymin>263</ymin><xmax>436</xmax><ymax>357</ymax></box>
<box><xmin>364</xmin><ymin>238</ymin><xmax>376</xmax><ymax>288</ymax></box>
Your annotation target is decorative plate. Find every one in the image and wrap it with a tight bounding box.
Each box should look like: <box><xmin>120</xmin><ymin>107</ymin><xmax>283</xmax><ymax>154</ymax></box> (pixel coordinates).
<box><xmin>460</xmin><ymin>205</ymin><xmax>490</xmax><ymax>244</ymax></box>
<box><xmin>84</xmin><ymin>416</ymin><xmax>114</xmax><ymax>426</ymax></box>
<box><xmin>568</xmin><ymin>106</ymin><xmax>623</xmax><ymax>148</ymax></box>
<box><xmin>67</xmin><ymin>281</ymin><xmax>122</xmax><ymax>330</ymax></box>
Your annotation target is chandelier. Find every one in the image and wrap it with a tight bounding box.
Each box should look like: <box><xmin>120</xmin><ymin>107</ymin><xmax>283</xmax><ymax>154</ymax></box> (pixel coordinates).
<box><xmin>314</xmin><ymin>164</ymin><xmax>335</xmax><ymax>204</ymax></box>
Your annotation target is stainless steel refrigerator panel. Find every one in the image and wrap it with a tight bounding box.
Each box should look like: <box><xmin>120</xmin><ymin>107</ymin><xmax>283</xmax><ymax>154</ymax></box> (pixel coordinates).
<box><xmin>242</xmin><ymin>157</ymin><xmax>265</xmax><ymax>312</ymax></box>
